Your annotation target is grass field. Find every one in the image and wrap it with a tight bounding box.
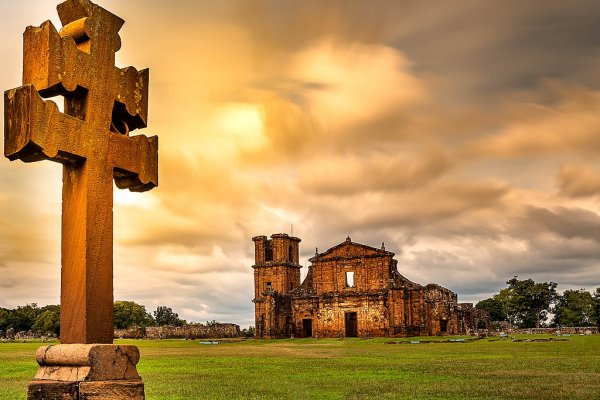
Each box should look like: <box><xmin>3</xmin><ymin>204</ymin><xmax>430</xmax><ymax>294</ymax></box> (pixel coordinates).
<box><xmin>1</xmin><ymin>335</ymin><xmax>599</xmax><ymax>399</ymax></box>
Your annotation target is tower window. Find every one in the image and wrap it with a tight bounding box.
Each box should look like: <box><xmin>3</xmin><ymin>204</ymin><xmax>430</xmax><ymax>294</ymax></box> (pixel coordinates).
<box><xmin>265</xmin><ymin>245</ymin><xmax>273</xmax><ymax>262</ymax></box>
<box><xmin>266</xmin><ymin>282</ymin><xmax>272</xmax><ymax>291</ymax></box>
<box><xmin>346</xmin><ymin>271</ymin><xmax>355</xmax><ymax>288</ymax></box>
<box><xmin>288</xmin><ymin>245</ymin><xmax>294</xmax><ymax>262</ymax></box>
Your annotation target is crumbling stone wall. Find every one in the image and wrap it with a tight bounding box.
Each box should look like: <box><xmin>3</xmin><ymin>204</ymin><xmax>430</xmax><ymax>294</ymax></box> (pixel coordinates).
<box><xmin>479</xmin><ymin>327</ymin><xmax>599</xmax><ymax>336</ymax></box>
<box><xmin>292</xmin><ymin>293</ymin><xmax>389</xmax><ymax>338</ymax></box>
<box><xmin>114</xmin><ymin>323</ymin><xmax>240</xmax><ymax>339</ymax></box>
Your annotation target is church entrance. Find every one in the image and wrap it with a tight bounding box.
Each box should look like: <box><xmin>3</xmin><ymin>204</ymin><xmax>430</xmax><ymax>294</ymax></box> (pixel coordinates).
<box><xmin>302</xmin><ymin>319</ymin><xmax>313</xmax><ymax>338</ymax></box>
<box><xmin>345</xmin><ymin>312</ymin><xmax>358</xmax><ymax>337</ymax></box>
<box><xmin>440</xmin><ymin>319</ymin><xmax>448</xmax><ymax>333</ymax></box>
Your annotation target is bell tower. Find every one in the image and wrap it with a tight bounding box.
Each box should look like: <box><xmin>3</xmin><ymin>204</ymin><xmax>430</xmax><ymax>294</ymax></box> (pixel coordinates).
<box><xmin>252</xmin><ymin>233</ymin><xmax>301</xmax><ymax>338</ymax></box>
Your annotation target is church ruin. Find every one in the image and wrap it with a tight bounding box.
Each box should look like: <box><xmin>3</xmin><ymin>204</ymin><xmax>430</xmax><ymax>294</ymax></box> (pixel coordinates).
<box><xmin>252</xmin><ymin>233</ymin><xmax>478</xmax><ymax>338</ymax></box>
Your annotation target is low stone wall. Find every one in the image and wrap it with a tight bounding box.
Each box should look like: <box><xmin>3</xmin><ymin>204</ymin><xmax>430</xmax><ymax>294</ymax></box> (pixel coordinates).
<box><xmin>114</xmin><ymin>323</ymin><xmax>241</xmax><ymax>340</ymax></box>
<box><xmin>0</xmin><ymin>328</ymin><xmax>57</xmax><ymax>341</ymax></box>
<box><xmin>476</xmin><ymin>326</ymin><xmax>598</xmax><ymax>336</ymax></box>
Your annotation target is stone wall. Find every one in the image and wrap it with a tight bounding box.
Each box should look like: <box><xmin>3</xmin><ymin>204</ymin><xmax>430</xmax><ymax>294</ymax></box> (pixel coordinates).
<box><xmin>114</xmin><ymin>323</ymin><xmax>240</xmax><ymax>339</ymax></box>
<box><xmin>0</xmin><ymin>324</ymin><xmax>240</xmax><ymax>341</ymax></box>
<box><xmin>309</xmin><ymin>244</ymin><xmax>393</xmax><ymax>295</ymax></box>
<box><xmin>0</xmin><ymin>328</ymin><xmax>56</xmax><ymax>340</ymax></box>
<box><xmin>292</xmin><ymin>293</ymin><xmax>390</xmax><ymax>338</ymax></box>
<box><xmin>478</xmin><ymin>326</ymin><xmax>598</xmax><ymax>336</ymax></box>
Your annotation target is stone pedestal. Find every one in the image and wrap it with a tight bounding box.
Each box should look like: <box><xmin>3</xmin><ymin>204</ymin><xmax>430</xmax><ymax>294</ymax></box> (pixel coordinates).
<box><xmin>27</xmin><ymin>344</ymin><xmax>144</xmax><ymax>400</ymax></box>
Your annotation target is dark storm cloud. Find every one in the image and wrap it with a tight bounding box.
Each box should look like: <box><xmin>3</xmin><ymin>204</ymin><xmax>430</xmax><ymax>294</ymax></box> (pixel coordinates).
<box><xmin>391</xmin><ymin>0</ymin><xmax>600</xmax><ymax>99</ymax></box>
<box><xmin>524</xmin><ymin>206</ymin><xmax>600</xmax><ymax>242</ymax></box>
<box><xmin>234</xmin><ymin>0</ymin><xmax>413</xmax><ymax>53</ymax></box>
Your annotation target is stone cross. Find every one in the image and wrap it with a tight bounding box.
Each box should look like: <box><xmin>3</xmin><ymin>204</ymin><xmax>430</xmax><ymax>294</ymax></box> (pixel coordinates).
<box><xmin>4</xmin><ymin>0</ymin><xmax>158</xmax><ymax>344</ymax></box>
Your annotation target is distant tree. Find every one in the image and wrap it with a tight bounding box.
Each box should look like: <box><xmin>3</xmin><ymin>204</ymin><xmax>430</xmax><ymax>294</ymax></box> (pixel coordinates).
<box><xmin>475</xmin><ymin>297</ymin><xmax>506</xmax><ymax>322</ymax></box>
<box><xmin>153</xmin><ymin>306</ymin><xmax>185</xmax><ymax>326</ymax></box>
<box><xmin>32</xmin><ymin>305</ymin><xmax>60</xmax><ymax>336</ymax></box>
<box><xmin>494</xmin><ymin>288</ymin><xmax>516</xmax><ymax>325</ymax></box>
<box><xmin>0</xmin><ymin>308</ymin><xmax>9</xmax><ymax>332</ymax></box>
<box><xmin>554</xmin><ymin>289</ymin><xmax>596</xmax><ymax>327</ymax></box>
<box><xmin>4</xmin><ymin>304</ymin><xmax>41</xmax><ymax>332</ymax></box>
<box><xmin>593</xmin><ymin>288</ymin><xmax>600</xmax><ymax>329</ymax></box>
<box><xmin>241</xmin><ymin>326</ymin><xmax>255</xmax><ymax>338</ymax></box>
<box><xmin>506</xmin><ymin>278</ymin><xmax>558</xmax><ymax>328</ymax></box>
<box><xmin>114</xmin><ymin>301</ymin><xmax>155</xmax><ymax>329</ymax></box>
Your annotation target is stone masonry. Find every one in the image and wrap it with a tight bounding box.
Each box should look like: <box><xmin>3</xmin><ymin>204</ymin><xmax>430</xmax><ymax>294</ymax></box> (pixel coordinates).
<box><xmin>252</xmin><ymin>234</ymin><xmax>477</xmax><ymax>338</ymax></box>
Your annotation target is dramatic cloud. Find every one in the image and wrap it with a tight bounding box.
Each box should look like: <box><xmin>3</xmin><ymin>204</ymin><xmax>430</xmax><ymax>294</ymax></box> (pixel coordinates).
<box><xmin>558</xmin><ymin>164</ymin><xmax>600</xmax><ymax>198</ymax></box>
<box><xmin>1</xmin><ymin>0</ymin><xmax>599</xmax><ymax>326</ymax></box>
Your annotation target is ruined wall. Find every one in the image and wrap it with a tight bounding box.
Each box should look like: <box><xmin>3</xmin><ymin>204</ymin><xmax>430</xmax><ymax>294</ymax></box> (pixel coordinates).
<box><xmin>253</xmin><ymin>234</ymin><xmax>300</xmax><ymax>265</ymax></box>
<box><xmin>254</xmin><ymin>266</ymin><xmax>300</xmax><ymax>296</ymax></box>
<box><xmin>255</xmin><ymin>292</ymin><xmax>293</xmax><ymax>339</ymax></box>
<box><xmin>114</xmin><ymin>323</ymin><xmax>240</xmax><ymax>339</ymax></box>
<box><xmin>310</xmin><ymin>259</ymin><xmax>391</xmax><ymax>294</ymax></box>
<box><xmin>388</xmin><ymin>288</ymin><xmax>424</xmax><ymax>336</ymax></box>
<box><xmin>292</xmin><ymin>294</ymin><xmax>389</xmax><ymax>338</ymax></box>
<box><xmin>424</xmin><ymin>284</ymin><xmax>461</xmax><ymax>335</ymax></box>
<box><xmin>309</xmin><ymin>243</ymin><xmax>393</xmax><ymax>295</ymax></box>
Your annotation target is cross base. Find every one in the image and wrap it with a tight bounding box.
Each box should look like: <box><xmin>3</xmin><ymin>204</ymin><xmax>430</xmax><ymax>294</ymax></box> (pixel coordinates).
<box><xmin>27</xmin><ymin>344</ymin><xmax>145</xmax><ymax>400</ymax></box>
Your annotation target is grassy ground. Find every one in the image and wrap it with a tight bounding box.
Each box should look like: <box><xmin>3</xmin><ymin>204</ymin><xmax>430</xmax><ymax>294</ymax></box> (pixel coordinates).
<box><xmin>1</xmin><ymin>335</ymin><xmax>599</xmax><ymax>399</ymax></box>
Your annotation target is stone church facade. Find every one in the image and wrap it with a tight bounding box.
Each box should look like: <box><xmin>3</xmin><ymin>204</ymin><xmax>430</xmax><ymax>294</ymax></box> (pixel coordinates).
<box><xmin>252</xmin><ymin>233</ymin><xmax>478</xmax><ymax>338</ymax></box>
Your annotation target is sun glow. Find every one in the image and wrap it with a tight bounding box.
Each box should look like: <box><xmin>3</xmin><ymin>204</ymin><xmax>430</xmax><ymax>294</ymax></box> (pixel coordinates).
<box><xmin>114</xmin><ymin>188</ymin><xmax>159</xmax><ymax>209</ymax></box>
<box><xmin>214</xmin><ymin>103</ymin><xmax>267</xmax><ymax>152</ymax></box>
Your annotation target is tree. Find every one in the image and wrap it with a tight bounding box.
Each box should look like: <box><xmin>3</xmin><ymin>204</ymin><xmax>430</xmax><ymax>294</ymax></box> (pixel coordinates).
<box><xmin>475</xmin><ymin>297</ymin><xmax>506</xmax><ymax>322</ymax></box>
<box><xmin>0</xmin><ymin>308</ymin><xmax>9</xmax><ymax>332</ymax></box>
<box><xmin>153</xmin><ymin>306</ymin><xmax>185</xmax><ymax>326</ymax></box>
<box><xmin>554</xmin><ymin>289</ymin><xmax>596</xmax><ymax>327</ymax></box>
<box><xmin>241</xmin><ymin>326</ymin><xmax>255</xmax><ymax>338</ymax></box>
<box><xmin>506</xmin><ymin>278</ymin><xmax>558</xmax><ymax>328</ymax></box>
<box><xmin>593</xmin><ymin>288</ymin><xmax>600</xmax><ymax>329</ymax></box>
<box><xmin>32</xmin><ymin>306</ymin><xmax>60</xmax><ymax>336</ymax></box>
<box><xmin>113</xmin><ymin>301</ymin><xmax>154</xmax><ymax>329</ymax></box>
<box><xmin>4</xmin><ymin>304</ymin><xmax>41</xmax><ymax>332</ymax></box>
<box><xmin>494</xmin><ymin>288</ymin><xmax>516</xmax><ymax>325</ymax></box>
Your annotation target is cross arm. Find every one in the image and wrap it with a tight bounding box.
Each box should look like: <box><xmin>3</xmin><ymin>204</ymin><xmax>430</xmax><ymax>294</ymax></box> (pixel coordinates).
<box><xmin>110</xmin><ymin>133</ymin><xmax>158</xmax><ymax>192</ymax></box>
<box><xmin>4</xmin><ymin>85</ymin><xmax>86</xmax><ymax>164</ymax></box>
<box><xmin>114</xmin><ymin>67</ymin><xmax>149</xmax><ymax>132</ymax></box>
<box><xmin>23</xmin><ymin>20</ymin><xmax>91</xmax><ymax>95</ymax></box>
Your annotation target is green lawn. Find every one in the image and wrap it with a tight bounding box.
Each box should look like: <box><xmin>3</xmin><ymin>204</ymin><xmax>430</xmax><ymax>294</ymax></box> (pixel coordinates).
<box><xmin>1</xmin><ymin>336</ymin><xmax>599</xmax><ymax>399</ymax></box>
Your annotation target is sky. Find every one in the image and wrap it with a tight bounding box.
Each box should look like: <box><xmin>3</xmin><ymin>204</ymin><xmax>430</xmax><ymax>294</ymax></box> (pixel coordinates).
<box><xmin>1</xmin><ymin>0</ymin><xmax>600</xmax><ymax>328</ymax></box>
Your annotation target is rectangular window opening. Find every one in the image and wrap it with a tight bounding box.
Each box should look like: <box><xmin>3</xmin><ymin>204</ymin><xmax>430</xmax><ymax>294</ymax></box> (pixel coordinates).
<box><xmin>346</xmin><ymin>271</ymin><xmax>355</xmax><ymax>288</ymax></box>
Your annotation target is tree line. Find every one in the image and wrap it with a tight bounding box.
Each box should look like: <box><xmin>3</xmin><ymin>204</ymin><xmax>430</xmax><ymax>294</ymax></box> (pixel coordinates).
<box><xmin>476</xmin><ymin>277</ymin><xmax>600</xmax><ymax>329</ymax></box>
<box><xmin>0</xmin><ymin>301</ymin><xmax>186</xmax><ymax>336</ymax></box>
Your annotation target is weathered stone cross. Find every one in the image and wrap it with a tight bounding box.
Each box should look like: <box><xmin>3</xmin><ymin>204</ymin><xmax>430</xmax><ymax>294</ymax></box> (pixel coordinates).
<box><xmin>4</xmin><ymin>0</ymin><xmax>158</xmax><ymax>344</ymax></box>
